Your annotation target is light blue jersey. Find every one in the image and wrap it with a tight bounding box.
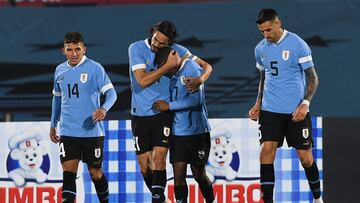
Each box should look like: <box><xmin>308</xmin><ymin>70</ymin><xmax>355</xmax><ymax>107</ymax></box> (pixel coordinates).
<box><xmin>169</xmin><ymin>59</ymin><xmax>210</xmax><ymax>136</ymax></box>
<box><xmin>129</xmin><ymin>39</ymin><xmax>191</xmax><ymax>116</ymax></box>
<box><xmin>255</xmin><ymin>30</ymin><xmax>314</xmax><ymax>114</ymax></box>
<box><xmin>52</xmin><ymin>56</ymin><xmax>114</xmax><ymax>137</ymax></box>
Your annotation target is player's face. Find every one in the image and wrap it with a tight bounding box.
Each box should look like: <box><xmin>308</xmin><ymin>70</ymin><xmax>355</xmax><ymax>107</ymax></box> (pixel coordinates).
<box><xmin>168</xmin><ymin>51</ymin><xmax>182</xmax><ymax>75</ymax></box>
<box><xmin>258</xmin><ymin>19</ymin><xmax>282</xmax><ymax>43</ymax></box>
<box><xmin>63</xmin><ymin>42</ymin><xmax>86</xmax><ymax>66</ymax></box>
<box><xmin>151</xmin><ymin>31</ymin><xmax>170</xmax><ymax>52</ymax></box>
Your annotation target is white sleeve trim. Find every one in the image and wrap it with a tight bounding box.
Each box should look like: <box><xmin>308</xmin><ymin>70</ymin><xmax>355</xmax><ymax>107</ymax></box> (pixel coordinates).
<box><xmin>299</xmin><ymin>55</ymin><xmax>313</xmax><ymax>64</ymax></box>
<box><xmin>256</xmin><ymin>62</ymin><xmax>264</xmax><ymax>70</ymax></box>
<box><xmin>52</xmin><ymin>89</ymin><xmax>61</xmax><ymax>96</ymax></box>
<box><xmin>191</xmin><ymin>55</ymin><xmax>198</xmax><ymax>61</ymax></box>
<box><xmin>132</xmin><ymin>64</ymin><xmax>146</xmax><ymax>71</ymax></box>
<box><xmin>100</xmin><ymin>83</ymin><xmax>114</xmax><ymax>94</ymax></box>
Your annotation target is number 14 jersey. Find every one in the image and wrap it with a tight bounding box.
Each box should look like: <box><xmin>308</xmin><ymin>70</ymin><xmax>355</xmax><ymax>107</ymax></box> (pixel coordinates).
<box><xmin>52</xmin><ymin>56</ymin><xmax>114</xmax><ymax>137</ymax></box>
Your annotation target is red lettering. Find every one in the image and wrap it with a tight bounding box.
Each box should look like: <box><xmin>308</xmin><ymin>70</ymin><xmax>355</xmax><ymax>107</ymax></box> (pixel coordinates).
<box><xmin>247</xmin><ymin>183</ymin><xmax>263</xmax><ymax>203</ymax></box>
<box><xmin>0</xmin><ymin>187</ymin><xmax>6</xmax><ymax>202</ymax></box>
<box><xmin>167</xmin><ymin>185</ymin><xmax>175</xmax><ymax>202</ymax></box>
<box><xmin>9</xmin><ymin>187</ymin><xmax>33</xmax><ymax>203</ymax></box>
<box><xmin>213</xmin><ymin>184</ymin><xmax>223</xmax><ymax>203</ymax></box>
<box><xmin>198</xmin><ymin>186</ymin><xmax>204</xmax><ymax>203</ymax></box>
<box><xmin>189</xmin><ymin>184</ymin><xmax>195</xmax><ymax>203</ymax></box>
<box><xmin>37</xmin><ymin>187</ymin><xmax>55</xmax><ymax>203</ymax></box>
<box><xmin>226</xmin><ymin>184</ymin><xmax>245</xmax><ymax>203</ymax></box>
<box><xmin>58</xmin><ymin>187</ymin><xmax>62</xmax><ymax>203</ymax></box>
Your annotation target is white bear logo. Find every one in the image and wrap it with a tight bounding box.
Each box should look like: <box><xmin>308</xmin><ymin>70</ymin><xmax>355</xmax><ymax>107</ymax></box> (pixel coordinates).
<box><xmin>8</xmin><ymin>126</ymin><xmax>48</xmax><ymax>187</ymax></box>
<box><xmin>206</xmin><ymin>135</ymin><xmax>238</xmax><ymax>182</ymax></box>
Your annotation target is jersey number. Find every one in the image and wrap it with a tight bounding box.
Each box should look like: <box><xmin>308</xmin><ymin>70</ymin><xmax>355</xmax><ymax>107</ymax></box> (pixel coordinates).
<box><xmin>173</xmin><ymin>86</ymin><xmax>179</xmax><ymax>101</ymax></box>
<box><xmin>67</xmin><ymin>83</ymin><xmax>79</xmax><ymax>98</ymax></box>
<box><xmin>59</xmin><ymin>142</ymin><xmax>66</xmax><ymax>157</ymax></box>
<box><xmin>270</xmin><ymin>61</ymin><xmax>279</xmax><ymax>76</ymax></box>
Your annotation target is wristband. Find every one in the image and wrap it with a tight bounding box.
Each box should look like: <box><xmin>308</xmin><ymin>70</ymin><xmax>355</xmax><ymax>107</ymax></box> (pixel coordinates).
<box><xmin>302</xmin><ymin>99</ymin><xmax>310</xmax><ymax>107</ymax></box>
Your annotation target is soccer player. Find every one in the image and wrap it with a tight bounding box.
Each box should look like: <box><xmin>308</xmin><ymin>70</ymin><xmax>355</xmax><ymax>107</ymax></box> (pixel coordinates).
<box><xmin>128</xmin><ymin>21</ymin><xmax>212</xmax><ymax>203</ymax></box>
<box><xmin>152</xmin><ymin>47</ymin><xmax>214</xmax><ymax>203</ymax></box>
<box><xmin>248</xmin><ymin>9</ymin><xmax>323</xmax><ymax>203</ymax></box>
<box><xmin>49</xmin><ymin>32</ymin><xmax>117</xmax><ymax>203</ymax></box>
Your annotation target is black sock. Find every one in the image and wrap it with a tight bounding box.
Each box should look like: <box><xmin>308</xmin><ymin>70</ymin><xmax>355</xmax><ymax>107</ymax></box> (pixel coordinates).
<box><xmin>152</xmin><ymin>170</ymin><xmax>166</xmax><ymax>203</ymax></box>
<box><xmin>92</xmin><ymin>174</ymin><xmax>109</xmax><ymax>203</ymax></box>
<box><xmin>196</xmin><ymin>177</ymin><xmax>214</xmax><ymax>203</ymax></box>
<box><xmin>143</xmin><ymin>172</ymin><xmax>153</xmax><ymax>192</ymax></box>
<box><xmin>62</xmin><ymin>171</ymin><xmax>76</xmax><ymax>203</ymax></box>
<box><xmin>174</xmin><ymin>184</ymin><xmax>188</xmax><ymax>203</ymax></box>
<box><xmin>260</xmin><ymin>164</ymin><xmax>274</xmax><ymax>203</ymax></box>
<box><xmin>304</xmin><ymin>161</ymin><xmax>321</xmax><ymax>199</ymax></box>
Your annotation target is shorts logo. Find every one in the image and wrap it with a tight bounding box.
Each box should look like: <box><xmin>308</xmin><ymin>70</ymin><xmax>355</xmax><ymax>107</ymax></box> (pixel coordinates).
<box><xmin>163</xmin><ymin>127</ymin><xmax>170</xmax><ymax>137</ymax></box>
<box><xmin>94</xmin><ymin>148</ymin><xmax>101</xmax><ymax>158</ymax></box>
<box><xmin>302</xmin><ymin>128</ymin><xmax>309</xmax><ymax>139</ymax></box>
<box><xmin>198</xmin><ymin>150</ymin><xmax>205</xmax><ymax>160</ymax></box>
<box><xmin>258</xmin><ymin>124</ymin><xmax>262</xmax><ymax>140</ymax></box>
<box><xmin>180</xmin><ymin>76</ymin><xmax>186</xmax><ymax>85</ymax></box>
<box><xmin>282</xmin><ymin>50</ymin><xmax>290</xmax><ymax>61</ymax></box>
<box><xmin>80</xmin><ymin>73</ymin><xmax>88</xmax><ymax>83</ymax></box>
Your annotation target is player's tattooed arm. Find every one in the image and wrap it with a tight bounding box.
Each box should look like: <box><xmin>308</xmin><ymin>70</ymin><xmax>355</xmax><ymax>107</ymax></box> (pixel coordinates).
<box><xmin>304</xmin><ymin>67</ymin><xmax>319</xmax><ymax>102</ymax></box>
<box><xmin>256</xmin><ymin>70</ymin><xmax>265</xmax><ymax>105</ymax></box>
<box><xmin>248</xmin><ymin>70</ymin><xmax>265</xmax><ymax>121</ymax></box>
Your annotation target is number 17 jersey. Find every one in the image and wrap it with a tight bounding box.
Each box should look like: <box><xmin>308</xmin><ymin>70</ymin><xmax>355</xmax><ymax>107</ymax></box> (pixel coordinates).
<box><xmin>52</xmin><ymin>56</ymin><xmax>114</xmax><ymax>137</ymax></box>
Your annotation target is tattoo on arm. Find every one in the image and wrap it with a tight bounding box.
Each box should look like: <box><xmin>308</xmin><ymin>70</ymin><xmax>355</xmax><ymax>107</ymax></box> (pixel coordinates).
<box><xmin>304</xmin><ymin>67</ymin><xmax>319</xmax><ymax>101</ymax></box>
<box><xmin>257</xmin><ymin>70</ymin><xmax>265</xmax><ymax>104</ymax></box>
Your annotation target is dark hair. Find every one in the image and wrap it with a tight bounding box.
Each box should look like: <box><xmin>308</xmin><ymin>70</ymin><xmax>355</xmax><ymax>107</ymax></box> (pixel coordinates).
<box><xmin>64</xmin><ymin>32</ymin><xmax>84</xmax><ymax>44</ymax></box>
<box><xmin>256</xmin><ymin>8</ymin><xmax>278</xmax><ymax>24</ymax></box>
<box><xmin>150</xmin><ymin>21</ymin><xmax>178</xmax><ymax>44</ymax></box>
<box><xmin>154</xmin><ymin>46</ymin><xmax>173</xmax><ymax>68</ymax></box>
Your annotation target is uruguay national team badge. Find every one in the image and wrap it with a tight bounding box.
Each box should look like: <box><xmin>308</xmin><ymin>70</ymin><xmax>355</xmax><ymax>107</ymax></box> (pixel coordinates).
<box><xmin>282</xmin><ymin>50</ymin><xmax>290</xmax><ymax>61</ymax></box>
<box><xmin>180</xmin><ymin>76</ymin><xmax>186</xmax><ymax>85</ymax></box>
<box><xmin>80</xmin><ymin>73</ymin><xmax>88</xmax><ymax>83</ymax></box>
<box><xmin>163</xmin><ymin>127</ymin><xmax>170</xmax><ymax>137</ymax></box>
<box><xmin>94</xmin><ymin>148</ymin><xmax>101</xmax><ymax>158</ymax></box>
<box><xmin>302</xmin><ymin>128</ymin><xmax>309</xmax><ymax>139</ymax></box>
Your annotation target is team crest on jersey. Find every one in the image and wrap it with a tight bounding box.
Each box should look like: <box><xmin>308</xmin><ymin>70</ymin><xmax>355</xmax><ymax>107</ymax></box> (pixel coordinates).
<box><xmin>163</xmin><ymin>127</ymin><xmax>170</xmax><ymax>137</ymax></box>
<box><xmin>180</xmin><ymin>76</ymin><xmax>186</xmax><ymax>85</ymax></box>
<box><xmin>302</xmin><ymin>128</ymin><xmax>309</xmax><ymax>139</ymax></box>
<box><xmin>94</xmin><ymin>148</ymin><xmax>101</xmax><ymax>158</ymax></box>
<box><xmin>80</xmin><ymin>73</ymin><xmax>88</xmax><ymax>83</ymax></box>
<box><xmin>282</xmin><ymin>50</ymin><xmax>290</xmax><ymax>61</ymax></box>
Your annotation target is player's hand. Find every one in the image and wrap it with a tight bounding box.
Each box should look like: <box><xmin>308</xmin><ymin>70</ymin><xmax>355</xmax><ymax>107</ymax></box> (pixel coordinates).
<box><xmin>153</xmin><ymin>100</ymin><xmax>170</xmax><ymax>111</ymax></box>
<box><xmin>163</xmin><ymin>50</ymin><xmax>178</xmax><ymax>70</ymax></box>
<box><xmin>248</xmin><ymin>102</ymin><xmax>261</xmax><ymax>121</ymax></box>
<box><xmin>49</xmin><ymin>127</ymin><xmax>59</xmax><ymax>143</ymax></box>
<box><xmin>185</xmin><ymin>77</ymin><xmax>202</xmax><ymax>93</ymax></box>
<box><xmin>292</xmin><ymin>104</ymin><xmax>308</xmax><ymax>122</ymax></box>
<box><xmin>92</xmin><ymin>107</ymin><xmax>107</xmax><ymax>122</ymax></box>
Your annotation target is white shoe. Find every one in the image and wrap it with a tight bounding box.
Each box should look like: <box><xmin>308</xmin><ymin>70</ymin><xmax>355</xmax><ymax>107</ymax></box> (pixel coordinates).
<box><xmin>313</xmin><ymin>197</ymin><xmax>323</xmax><ymax>203</ymax></box>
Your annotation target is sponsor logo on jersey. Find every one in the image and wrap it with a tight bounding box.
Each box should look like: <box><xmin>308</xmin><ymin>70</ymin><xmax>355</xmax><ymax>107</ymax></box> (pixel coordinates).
<box><xmin>282</xmin><ymin>50</ymin><xmax>290</xmax><ymax>61</ymax></box>
<box><xmin>80</xmin><ymin>73</ymin><xmax>88</xmax><ymax>83</ymax></box>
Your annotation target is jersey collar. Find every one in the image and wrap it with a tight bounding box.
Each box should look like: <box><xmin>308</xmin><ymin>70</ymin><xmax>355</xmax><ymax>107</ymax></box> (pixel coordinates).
<box><xmin>144</xmin><ymin>38</ymin><xmax>151</xmax><ymax>49</ymax></box>
<box><xmin>67</xmin><ymin>55</ymin><xmax>87</xmax><ymax>68</ymax></box>
<box><xmin>176</xmin><ymin>58</ymin><xmax>190</xmax><ymax>73</ymax></box>
<box><xmin>276</xmin><ymin>29</ymin><xmax>288</xmax><ymax>44</ymax></box>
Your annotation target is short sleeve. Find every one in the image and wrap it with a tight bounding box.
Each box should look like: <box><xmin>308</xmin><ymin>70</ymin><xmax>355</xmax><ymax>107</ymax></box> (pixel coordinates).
<box><xmin>96</xmin><ymin>64</ymin><xmax>113</xmax><ymax>94</ymax></box>
<box><xmin>128</xmin><ymin>43</ymin><xmax>146</xmax><ymax>72</ymax></box>
<box><xmin>52</xmin><ymin>68</ymin><xmax>61</xmax><ymax>96</ymax></box>
<box><xmin>255</xmin><ymin>45</ymin><xmax>264</xmax><ymax>70</ymax></box>
<box><xmin>172</xmin><ymin>43</ymin><xmax>191</xmax><ymax>60</ymax></box>
<box><xmin>298</xmin><ymin>39</ymin><xmax>314</xmax><ymax>70</ymax></box>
